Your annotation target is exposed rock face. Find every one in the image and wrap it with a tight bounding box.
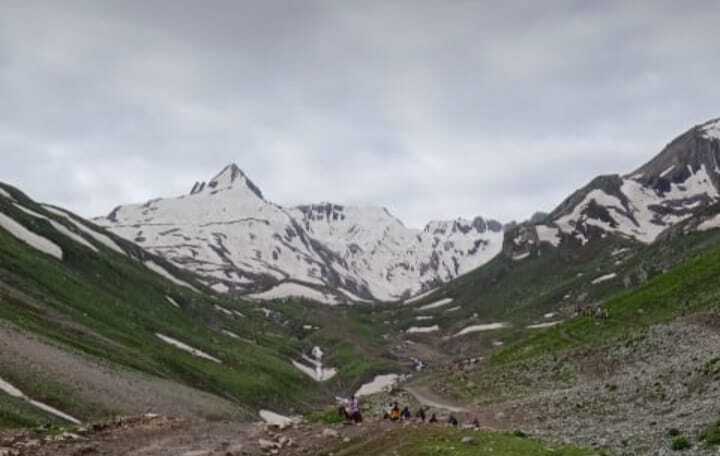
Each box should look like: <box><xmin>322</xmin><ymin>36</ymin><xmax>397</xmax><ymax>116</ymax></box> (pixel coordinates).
<box><xmin>506</xmin><ymin>118</ymin><xmax>720</xmax><ymax>258</ymax></box>
<box><xmin>96</xmin><ymin>165</ymin><xmax>503</xmax><ymax>303</ymax></box>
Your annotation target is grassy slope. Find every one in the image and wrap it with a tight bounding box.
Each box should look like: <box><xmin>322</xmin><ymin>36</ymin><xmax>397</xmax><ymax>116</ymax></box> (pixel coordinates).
<box><xmin>394</xmin><ymin>221</ymin><xmax>720</xmax><ymax>358</ymax></box>
<box><xmin>333</xmin><ymin>428</ymin><xmax>600</xmax><ymax>456</ymax></box>
<box><xmin>0</xmin><ymin>183</ymin><xmax>392</xmax><ymax>428</ymax></box>
<box><xmin>494</xmin><ymin>230</ymin><xmax>720</xmax><ymax>365</ymax></box>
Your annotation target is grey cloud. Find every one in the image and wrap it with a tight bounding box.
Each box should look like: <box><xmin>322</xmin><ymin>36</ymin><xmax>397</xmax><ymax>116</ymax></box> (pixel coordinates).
<box><xmin>1</xmin><ymin>0</ymin><xmax>719</xmax><ymax>227</ymax></box>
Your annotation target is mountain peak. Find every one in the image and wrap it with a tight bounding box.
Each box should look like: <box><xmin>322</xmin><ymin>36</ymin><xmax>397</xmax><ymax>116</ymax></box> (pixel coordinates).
<box><xmin>190</xmin><ymin>164</ymin><xmax>265</xmax><ymax>200</ymax></box>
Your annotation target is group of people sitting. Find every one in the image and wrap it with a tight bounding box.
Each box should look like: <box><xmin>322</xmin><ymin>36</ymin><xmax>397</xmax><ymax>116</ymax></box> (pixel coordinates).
<box><xmin>339</xmin><ymin>397</ymin><xmax>481</xmax><ymax>428</ymax></box>
<box><xmin>382</xmin><ymin>402</ymin><xmax>476</xmax><ymax>428</ymax></box>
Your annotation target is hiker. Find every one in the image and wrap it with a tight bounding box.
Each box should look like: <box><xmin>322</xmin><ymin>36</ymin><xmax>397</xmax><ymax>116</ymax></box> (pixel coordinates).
<box><xmin>594</xmin><ymin>306</ymin><xmax>604</xmax><ymax>320</ymax></box>
<box><xmin>349</xmin><ymin>396</ymin><xmax>363</xmax><ymax>424</ymax></box>
<box><xmin>415</xmin><ymin>407</ymin><xmax>427</xmax><ymax>422</ymax></box>
<box><xmin>389</xmin><ymin>402</ymin><xmax>401</xmax><ymax>421</ymax></box>
<box><xmin>472</xmin><ymin>417</ymin><xmax>481</xmax><ymax>429</ymax></box>
<box><xmin>338</xmin><ymin>400</ymin><xmax>351</xmax><ymax>422</ymax></box>
<box><xmin>401</xmin><ymin>406</ymin><xmax>412</xmax><ymax>420</ymax></box>
<box><xmin>448</xmin><ymin>415</ymin><xmax>459</xmax><ymax>427</ymax></box>
<box><xmin>429</xmin><ymin>413</ymin><xmax>438</xmax><ymax>424</ymax></box>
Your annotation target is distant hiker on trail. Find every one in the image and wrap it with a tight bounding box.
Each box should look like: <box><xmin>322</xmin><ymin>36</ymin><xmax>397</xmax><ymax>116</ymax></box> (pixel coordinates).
<box><xmin>472</xmin><ymin>417</ymin><xmax>481</xmax><ymax>429</ymax></box>
<box><xmin>448</xmin><ymin>415</ymin><xmax>459</xmax><ymax>427</ymax></box>
<box><xmin>401</xmin><ymin>406</ymin><xmax>412</xmax><ymax>420</ymax></box>
<box><xmin>338</xmin><ymin>399</ymin><xmax>352</xmax><ymax>423</ymax></box>
<box><xmin>429</xmin><ymin>413</ymin><xmax>438</xmax><ymax>424</ymax></box>
<box><xmin>389</xmin><ymin>402</ymin><xmax>401</xmax><ymax>421</ymax></box>
<box><xmin>415</xmin><ymin>407</ymin><xmax>426</xmax><ymax>422</ymax></box>
<box><xmin>350</xmin><ymin>396</ymin><xmax>363</xmax><ymax>424</ymax></box>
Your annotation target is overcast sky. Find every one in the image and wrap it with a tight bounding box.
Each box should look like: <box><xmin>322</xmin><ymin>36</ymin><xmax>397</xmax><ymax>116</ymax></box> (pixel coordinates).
<box><xmin>1</xmin><ymin>1</ymin><xmax>719</xmax><ymax>227</ymax></box>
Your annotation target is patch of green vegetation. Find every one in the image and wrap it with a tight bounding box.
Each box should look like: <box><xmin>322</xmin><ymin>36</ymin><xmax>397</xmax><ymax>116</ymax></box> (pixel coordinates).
<box><xmin>306</xmin><ymin>407</ymin><xmax>345</xmax><ymax>425</ymax></box>
<box><xmin>0</xmin><ymin>393</ymin><xmax>63</xmax><ymax>429</ymax></box>
<box><xmin>333</xmin><ymin>428</ymin><xmax>601</xmax><ymax>456</ymax></box>
<box><xmin>493</xmin><ymin>235</ymin><xmax>720</xmax><ymax>366</ymax></box>
<box><xmin>671</xmin><ymin>436</ymin><xmax>691</xmax><ymax>451</ymax></box>
<box><xmin>700</xmin><ymin>419</ymin><xmax>720</xmax><ymax>446</ymax></box>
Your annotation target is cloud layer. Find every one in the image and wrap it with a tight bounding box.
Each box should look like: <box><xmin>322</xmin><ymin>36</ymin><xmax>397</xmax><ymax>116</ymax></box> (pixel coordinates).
<box><xmin>1</xmin><ymin>0</ymin><xmax>719</xmax><ymax>227</ymax></box>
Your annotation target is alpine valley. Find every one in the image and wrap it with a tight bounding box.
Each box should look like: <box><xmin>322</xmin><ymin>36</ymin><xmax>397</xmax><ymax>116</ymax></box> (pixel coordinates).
<box><xmin>4</xmin><ymin>117</ymin><xmax>720</xmax><ymax>455</ymax></box>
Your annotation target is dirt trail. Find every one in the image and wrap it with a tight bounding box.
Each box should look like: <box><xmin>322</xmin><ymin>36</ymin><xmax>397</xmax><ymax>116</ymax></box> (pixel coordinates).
<box><xmin>403</xmin><ymin>385</ymin><xmax>467</xmax><ymax>413</ymax></box>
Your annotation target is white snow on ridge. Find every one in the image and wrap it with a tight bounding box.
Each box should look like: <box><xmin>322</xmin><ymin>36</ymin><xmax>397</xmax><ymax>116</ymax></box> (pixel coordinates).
<box><xmin>144</xmin><ymin>261</ymin><xmax>200</xmax><ymax>292</ymax></box>
<box><xmin>513</xmin><ymin>252</ymin><xmax>531</xmax><ymax>261</ymax></box>
<box><xmin>43</xmin><ymin>206</ymin><xmax>126</xmax><ymax>256</ymax></box>
<box><xmin>702</xmin><ymin>119</ymin><xmax>720</xmax><ymax>140</ymax></box>
<box><xmin>417</xmin><ymin>298</ymin><xmax>454</xmax><ymax>311</ymax></box>
<box><xmin>0</xmin><ymin>376</ymin><xmax>81</xmax><ymax>424</ymax></box>
<box><xmin>0</xmin><ymin>212</ymin><xmax>63</xmax><ymax>260</ymax></box>
<box><xmin>591</xmin><ymin>273</ymin><xmax>617</xmax><ymax>285</ymax></box>
<box><xmin>698</xmin><ymin>214</ymin><xmax>720</xmax><ymax>231</ymax></box>
<box><xmin>156</xmin><ymin>333</ymin><xmax>221</xmax><ymax>363</ymax></box>
<box><xmin>406</xmin><ymin>325</ymin><xmax>440</xmax><ymax>334</ymax></box>
<box><xmin>0</xmin><ymin>188</ymin><xmax>14</xmax><ymax>200</ymax></box>
<box><xmin>14</xmin><ymin>204</ymin><xmax>99</xmax><ymax>252</ymax></box>
<box><xmin>249</xmin><ymin>283</ymin><xmax>339</xmax><ymax>305</ymax></box>
<box><xmin>535</xmin><ymin>225</ymin><xmax>561</xmax><ymax>247</ymax></box>
<box><xmin>95</xmin><ymin>166</ymin><xmax>505</xmax><ymax>303</ymax></box>
<box><xmin>455</xmin><ymin>323</ymin><xmax>508</xmax><ymax>337</ymax></box>
<box><xmin>356</xmin><ymin>374</ymin><xmax>400</xmax><ymax>397</ymax></box>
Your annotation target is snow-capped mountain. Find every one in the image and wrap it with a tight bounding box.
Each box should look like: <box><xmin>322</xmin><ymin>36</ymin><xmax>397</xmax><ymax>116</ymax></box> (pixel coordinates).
<box><xmin>507</xmin><ymin>117</ymin><xmax>720</xmax><ymax>255</ymax></box>
<box><xmin>96</xmin><ymin>165</ymin><xmax>503</xmax><ymax>303</ymax></box>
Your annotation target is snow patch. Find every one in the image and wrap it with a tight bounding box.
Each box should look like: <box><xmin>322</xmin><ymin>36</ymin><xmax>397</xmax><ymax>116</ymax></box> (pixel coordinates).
<box><xmin>701</xmin><ymin>119</ymin><xmax>720</xmax><ymax>140</ymax></box>
<box><xmin>14</xmin><ymin>204</ymin><xmax>99</xmax><ymax>252</ymax></box>
<box><xmin>356</xmin><ymin>374</ymin><xmax>400</xmax><ymax>397</ymax></box>
<box><xmin>165</xmin><ymin>296</ymin><xmax>181</xmax><ymax>308</ymax></box>
<box><xmin>156</xmin><ymin>333</ymin><xmax>221</xmax><ymax>363</ymax></box>
<box><xmin>0</xmin><ymin>188</ymin><xmax>14</xmax><ymax>201</ymax></box>
<box><xmin>222</xmin><ymin>330</ymin><xmax>240</xmax><ymax>339</ymax></box>
<box><xmin>259</xmin><ymin>410</ymin><xmax>296</xmax><ymax>429</ymax></box>
<box><xmin>527</xmin><ymin>321</ymin><xmax>563</xmax><ymax>329</ymax></box>
<box><xmin>0</xmin><ymin>376</ymin><xmax>81</xmax><ymax>424</ymax></box>
<box><xmin>404</xmin><ymin>288</ymin><xmax>438</xmax><ymax>304</ymax></box>
<box><xmin>415</xmin><ymin>316</ymin><xmax>434</xmax><ymax>321</ymax></box>
<box><xmin>249</xmin><ymin>283</ymin><xmax>339</xmax><ymax>305</ymax></box>
<box><xmin>292</xmin><ymin>346</ymin><xmax>337</xmax><ymax>382</ymax></box>
<box><xmin>406</xmin><ymin>325</ymin><xmax>440</xmax><ymax>334</ymax></box>
<box><xmin>698</xmin><ymin>214</ymin><xmax>720</xmax><ymax>232</ymax></box>
<box><xmin>513</xmin><ymin>252</ymin><xmax>531</xmax><ymax>261</ymax></box>
<box><xmin>211</xmin><ymin>283</ymin><xmax>230</xmax><ymax>293</ymax></box>
<box><xmin>535</xmin><ymin>225</ymin><xmax>561</xmax><ymax>247</ymax></box>
<box><xmin>43</xmin><ymin>206</ymin><xmax>126</xmax><ymax>256</ymax></box>
<box><xmin>144</xmin><ymin>261</ymin><xmax>200</xmax><ymax>292</ymax></box>
<box><xmin>0</xmin><ymin>212</ymin><xmax>63</xmax><ymax>260</ymax></box>
<box><xmin>455</xmin><ymin>323</ymin><xmax>508</xmax><ymax>337</ymax></box>
<box><xmin>417</xmin><ymin>298</ymin><xmax>454</xmax><ymax>311</ymax></box>
<box><xmin>591</xmin><ymin>273</ymin><xmax>617</xmax><ymax>285</ymax></box>
<box><xmin>214</xmin><ymin>305</ymin><xmax>234</xmax><ymax>316</ymax></box>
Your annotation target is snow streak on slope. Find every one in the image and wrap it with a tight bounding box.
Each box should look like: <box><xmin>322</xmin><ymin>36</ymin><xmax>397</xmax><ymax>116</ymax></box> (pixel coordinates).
<box><xmin>144</xmin><ymin>261</ymin><xmax>200</xmax><ymax>292</ymax></box>
<box><xmin>249</xmin><ymin>282</ymin><xmax>339</xmax><ymax>305</ymax></box>
<box><xmin>43</xmin><ymin>206</ymin><xmax>126</xmax><ymax>256</ymax></box>
<box><xmin>14</xmin><ymin>204</ymin><xmax>99</xmax><ymax>252</ymax></box>
<box><xmin>0</xmin><ymin>212</ymin><xmax>63</xmax><ymax>260</ymax></box>
<box><xmin>97</xmin><ymin>164</ymin><xmax>504</xmax><ymax>303</ymax></box>
<box><xmin>156</xmin><ymin>333</ymin><xmax>221</xmax><ymax>363</ymax></box>
<box><xmin>0</xmin><ymin>375</ymin><xmax>81</xmax><ymax>424</ymax></box>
